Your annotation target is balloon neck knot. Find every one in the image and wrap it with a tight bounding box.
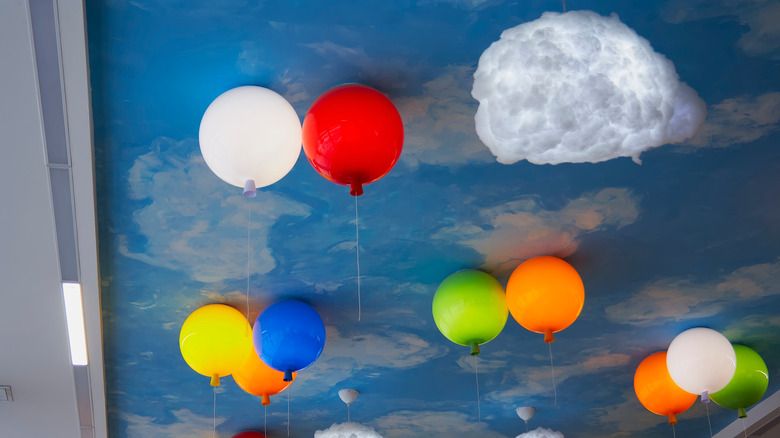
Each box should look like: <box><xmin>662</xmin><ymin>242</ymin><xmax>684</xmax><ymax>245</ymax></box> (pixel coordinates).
<box><xmin>243</xmin><ymin>179</ymin><xmax>257</xmax><ymax>198</ymax></box>
<box><xmin>350</xmin><ymin>179</ymin><xmax>363</xmax><ymax>197</ymax></box>
<box><xmin>668</xmin><ymin>414</ymin><xmax>677</xmax><ymax>425</ymax></box>
<box><xmin>261</xmin><ymin>394</ymin><xmax>270</xmax><ymax>406</ymax></box>
<box><xmin>283</xmin><ymin>370</ymin><xmax>293</xmax><ymax>382</ymax></box>
<box><xmin>470</xmin><ymin>343</ymin><xmax>480</xmax><ymax>356</ymax></box>
<box><xmin>701</xmin><ymin>391</ymin><xmax>710</xmax><ymax>403</ymax></box>
<box><xmin>210</xmin><ymin>374</ymin><xmax>220</xmax><ymax>387</ymax></box>
<box><xmin>544</xmin><ymin>330</ymin><xmax>555</xmax><ymax>343</ymax></box>
<box><xmin>738</xmin><ymin>407</ymin><xmax>747</xmax><ymax>418</ymax></box>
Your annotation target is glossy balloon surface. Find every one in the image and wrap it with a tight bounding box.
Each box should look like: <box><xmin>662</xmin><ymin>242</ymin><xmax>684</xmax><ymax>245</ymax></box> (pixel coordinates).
<box><xmin>179</xmin><ymin>304</ymin><xmax>253</xmax><ymax>383</ymax></box>
<box><xmin>253</xmin><ymin>300</ymin><xmax>326</xmax><ymax>376</ymax></box>
<box><xmin>711</xmin><ymin>345</ymin><xmax>769</xmax><ymax>416</ymax></box>
<box><xmin>233</xmin><ymin>344</ymin><xmax>296</xmax><ymax>405</ymax></box>
<box><xmin>505</xmin><ymin>256</ymin><xmax>584</xmax><ymax>342</ymax></box>
<box><xmin>302</xmin><ymin>84</ymin><xmax>404</xmax><ymax>196</ymax></box>
<box><xmin>199</xmin><ymin>86</ymin><xmax>302</xmax><ymax>189</ymax></box>
<box><xmin>634</xmin><ymin>351</ymin><xmax>697</xmax><ymax>424</ymax></box>
<box><xmin>432</xmin><ymin>270</ymin><xmax>508</xmax><ymax>351</ymax></box>
<box><xmin>666</xmin><ymin>327</ymin><xmax>736</xmax><ymax>396</ymax></box>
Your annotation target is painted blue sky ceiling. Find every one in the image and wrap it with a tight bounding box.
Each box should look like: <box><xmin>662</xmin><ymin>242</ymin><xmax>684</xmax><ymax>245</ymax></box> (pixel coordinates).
<box><xmin>86</xmin><ymin>0</ymin><xmax>780</xmax><ymax>437</ymax></box>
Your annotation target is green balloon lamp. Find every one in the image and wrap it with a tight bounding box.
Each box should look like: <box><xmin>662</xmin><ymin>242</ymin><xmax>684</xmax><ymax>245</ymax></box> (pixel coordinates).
<box><xmin>711</xmin><ymin>345</ymin><xmax>769</xmax><ymax>418</ymax></box>
<box><xmin>432</xmin><ymin>270</ymin><xmax>508</xmax><ymax>355</ymax></box>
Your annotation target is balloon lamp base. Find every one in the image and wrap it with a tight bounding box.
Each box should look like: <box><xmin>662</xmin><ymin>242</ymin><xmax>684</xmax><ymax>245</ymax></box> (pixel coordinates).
<box><xmin>738</xmin><ymin>407</ymin><xmax>747</xmax><ymax>418</ymax></box>
<box><xmin>243</xmin><ymin>179</ymin><xmax>257</xmax><ymax>198</ymax></box>
<box><xmin>261</xmin><ymin>394</ymin><xmax>270</xmax><ymax>406</ymax></box>
<box><xmin>544</xmin><ymin>330</ymin><xmax>555</xmax><ymax>343</ymax></box>
<box><xmin>283</xmin><ymin>370</ymin><xmax>293</xmax><ymax>382</ymax></box>
<box><xmin>210</xmin><ymin>374</ymin><xmax>220</xmax><ymax>387</ymax></box>
<box><xmin>470</xmin><ymin>343</ymin><xmax>480</xmax><ymax>356</ymax></box>
<box><xmin>350</xmin><ymin>180</ymin><xmax>363</xmax><ymax>197</ymax></box>
<box><xmin>701</xmin><ymin>391</ymin><xmax>710</xmax><ymax>403</ymax></box>
<box><xmin>668</xmin><ymin>414</ymin><xmax>677</xmax><ymax>425</ymax></box>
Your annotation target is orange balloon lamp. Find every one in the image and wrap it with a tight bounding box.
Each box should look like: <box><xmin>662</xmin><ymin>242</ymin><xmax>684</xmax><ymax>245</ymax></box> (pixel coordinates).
<box><xmin>634</xmin><ymin>351</ymin><xmax>697</xmax><ymax>424</ymax></box>
<box><xmin>233</xmin><ymin>345</ymin><xmax>296</xmax><ymax>405</ymax></box>
<box><xmin>505</xmin><ymin>256</ymin><xmax>584</xmax><ymax>343</ymax></box>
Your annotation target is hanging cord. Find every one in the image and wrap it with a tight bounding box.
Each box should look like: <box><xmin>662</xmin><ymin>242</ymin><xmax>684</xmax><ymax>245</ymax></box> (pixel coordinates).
<box><xmin>525</xmin><ymin>420</ymin><xmax>529</xmax><ymax>433</ymax></box>
<box><xmin>562</xmin><ymin>0</ymin><xmax>567</xmax><ymax>12</ymax></box>
<box><xmin>246</xmin><ymin>200</ymin><xmax>251</xmax><ymax>326</ymax></box>
<box><xmin>549</xmin><ymin>342</ymin><xmax>558</xmax><ymax>407</ymax></box>
<box><xmin>474</xmin><ymin>354</ymin><xmax>481</xmax><ymax>423</ymax></box>
<box><xmin>264</xmin><ymin>403</ymin><xmax>267</xmax><ymax>438</ymax></box>
<box><xmin>213</xmin><ymin>387</ymin><xmax>216</xmax><ymax>438</ymax></box>
<box><xmin>287</xmin><ymin>385</ymin><xmax>291</xmax><ymax>437</ymax></box>
<box><xmin>348</xmin><ymin>402</ymin><xmax>351</xmax><ymax>423</ymax></box>
<box><xmin>355</xmin><ymin>195</ymin><xmax>361</xmax><ymax>321</ymax></box>
<box><xmin>672</xmin><ymin>423</ymin><xmax>676</xmax><ymax>438</ymax></box>
<box><xmin>706</xmin><ymin>402</ymin><xmax>713</xmax><ymax>438</ymax></box>
<box><xmin>742</xmin><ymin>417</ymin><xmax>748</xmax><ymax>438</ymax></box>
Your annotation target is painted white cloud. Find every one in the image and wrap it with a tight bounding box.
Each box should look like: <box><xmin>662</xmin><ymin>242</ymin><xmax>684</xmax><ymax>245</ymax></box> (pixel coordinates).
<box><xmin>690</xmin><ymin>92</ymin><xmax>780</xmax><ymax>147</ymax></box>
<box><xmin>373</xmin><ymin>410</ymin><xmax>510</xmax><ymax>438</ymax></box>
<box><xmin>606</xmin><ymin>257</ymin><xmax>780</xmax><ymax>326</ymax></box>
<box><xmin>472</xmin><ymin>11</ymin><xmax>705</xmax><ymax>165</ymax></box>
<box><xmin>486</xmin><ymin>348</ymin><xmax>630</xmax><ymax>400</ymax></box>
<box><xmin>433</xmin><ymin>188</ymin><xmax>640</xmax><ymax>272</ymax></box>
<box><xmin>661</xmin><ymin>0</ymin><xmax>780</xmax><ymax>59</ymax></box>
<box><xmin>315</xmin><ymin>422</ymin><xmax>384</xmax><ymax>438</ymax></box>
<box><xmin>291</xmin><ymin>325</ymin><xmax>448</xmax><ymax>397</ymax></box>
<box><xmin>394</xmin><ymin>66</ymin><xmax>495</xmax><ymax>168</ymax></box>
<box><xmin>516</xmin><ymin>427</ymin><xmax>564</xmax><ymax>438</ymax></box>
<box><xmin>122</xmin><ymin>137</ymin><xmax>310</xmax><ymax>283</ymax></box>
<box><xmin>120</xmin><ymin>408</ymin><xmax>224</xmax><ymax>438</ymax></box>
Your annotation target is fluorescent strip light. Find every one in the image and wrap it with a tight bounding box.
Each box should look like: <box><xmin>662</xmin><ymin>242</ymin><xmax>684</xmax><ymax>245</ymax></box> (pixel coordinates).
<box><xmin>62</xmin><ymin>282</ymin><xmax>88</xmax><ymax>365</ymax></box>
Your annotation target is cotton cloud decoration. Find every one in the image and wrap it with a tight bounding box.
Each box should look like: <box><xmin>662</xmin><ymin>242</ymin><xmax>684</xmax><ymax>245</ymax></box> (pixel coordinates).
<box><xmin>516</xmin><ymin>427</ymin><xmax>564</xmax><ymax>438</ymax></box>
<box><xmin>472</xmin><ymin>10</ymin><xmax>706</xmax><ymax>165</ymax></box>
<box><xmin>314</xmin><ymin>422</ymin><xmax>384</xmax><ymax>438</ymax></box>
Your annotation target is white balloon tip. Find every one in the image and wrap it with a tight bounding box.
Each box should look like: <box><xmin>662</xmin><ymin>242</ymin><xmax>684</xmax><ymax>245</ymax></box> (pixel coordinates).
<box><xmin>516</xmin><ymin>406</ymin><xmax>536</xmax><ymax>421</ymax></box>
<box><xmin>339</xmin><ymin>388</ymin><xmax>359</xmax><ymax>405</ymax></box>
<box><xmin>243</xmin><ymin>179</ymin><xmax>257</xmax><ymax>198</ymax></box>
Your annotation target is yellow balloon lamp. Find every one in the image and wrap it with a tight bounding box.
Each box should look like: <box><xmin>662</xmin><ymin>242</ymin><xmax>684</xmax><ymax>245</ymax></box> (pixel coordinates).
<box><xmin>179</xmin><ymin>304</ymin><xmax>253</xmax><ymax>386</ymax></box>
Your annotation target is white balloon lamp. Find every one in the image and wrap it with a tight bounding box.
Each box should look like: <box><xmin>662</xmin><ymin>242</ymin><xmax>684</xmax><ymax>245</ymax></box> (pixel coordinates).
<box><xmin>339</xmin><ymin>388</ymin><xmax>359</xmax><ymax>422</ymax></box>
<box><xmin>516</xmin><ymin>406</ymin><xmax>535</xmax><ymax>432</ymax></box>
<box><xmin>666</xmin><ymin>327</ymin><xmax>736</xmax><ymax>403</ymax></box>
<box><xmin>199</xmin><ymin>86</ymin><xmax>302</xmax><ymax>197</ymax></box>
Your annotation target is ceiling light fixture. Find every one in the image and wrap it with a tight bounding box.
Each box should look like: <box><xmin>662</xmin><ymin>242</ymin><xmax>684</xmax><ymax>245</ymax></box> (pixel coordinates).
<box><xmin>62</xmin><ymin>282</ymin><xmax>88</xmax><ymax>366</ymax></box>
<box><xmin>472</xmin><ymin>10</ymin><xmax>706</xmax><ymax>166</ymax></box>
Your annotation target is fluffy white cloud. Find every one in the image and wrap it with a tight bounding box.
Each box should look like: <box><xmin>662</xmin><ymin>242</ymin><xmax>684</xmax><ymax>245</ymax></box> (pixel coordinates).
<box><xmin>291</xmin><ymin>325</ymin><xmax>448</xmax><ymax>397</ymax></box>
<box><xmin>122</xmin><ymin>137</ymin><xmax>310</xmax><ymax>283</ymax></box>
<box><xmin>373</xmin><ymin>410</ymin><xmax>510</xmax><ymax>438</ymax></box>
<box><xmin>606</xmin><ymin>258</ymin><xmax>780</xmax><ymax>326</ymax></box>
<box><xmin>516</xmin><ymin>427</ymin><xmax>564</xmax><ymax>438</ymax></box>
<box><xmin>120</xmin><ymin>408</ymin><xmax>223</xmax><ymax>438</ymax></box>
<box><xmin>433</xmin><ymin>188</ymin><xmax>640</xmax><ymax>272</ymax></box>
<box><xmin>472</xmin><ymin>11</ymin><xmax>705</xmax><ymax>165</ymax></box>
<box><xmin>690</xmin><ymin>92</ymin><xmax>780</xmax><ymax>147</ymax></box>
<box><xmin>315</xmin><ymin>422</ymin><xmax>384</xmax><ymax>438</ymax></box>
<box><xmin>662</xmin><ymin>0</ymin><xmax>780</xmax><ymax>59</ymax></box>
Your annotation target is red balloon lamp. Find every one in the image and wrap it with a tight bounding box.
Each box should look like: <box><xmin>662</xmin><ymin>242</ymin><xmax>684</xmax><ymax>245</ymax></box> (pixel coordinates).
<box><xmin>302</xmin><ymin>84</ymin><xmax>404</xmax><ymax>196</ymax></box>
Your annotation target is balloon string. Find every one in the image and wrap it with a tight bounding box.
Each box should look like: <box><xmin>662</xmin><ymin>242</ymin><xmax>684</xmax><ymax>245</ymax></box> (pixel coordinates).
<box><xmin>706</xmin><ymin>402</ymin><xmax>713</xmax><ymax>438</ymax></box>
<box><xmin>742</xmin><ymin>417</ymin><xmax>747</xmax><ymax>438</ymax></box>
<box><xmin>672</xmin><ymin>423</ymin><xmax>676</xmax><ymax>438</ymax></box>
<box><xmin>213</xmin><ymin>386</ymin><xmax>216</xmax><ymax>438</ymax></box>
<box><xmin>474</xmin><ymin>354</ymin><xmax>481</xmax><ymax>423</ymax></box>
<box><xmin>549</xmin><ymin>342</ymin><xmax>557</xmax><ymax>407</ymax></box>
<box><xmin>287</xmin><ymin>384</ymin><xmax>290</xmax><ymax>438</ymax></box>
<box><xmin>355</xmin><ymin>194</ymin><xmax>361</xmax><ymax>321</ymax></box>
<box><xmin>246</xmin><ymin>199</ymin><xmax>251</xmax><ymax>327</ymax></box>
<box><xmin>348</xmin><ymin>403</ymin><xmax>351</xmax><ymax>423</ymax></box>
<box><xmin>562</xmin><ymin>0</ymin><xmax>566</xmax><ymax>12</ymax></box>
<box><xmin>264</xmin><ymin>403</ymin><xmax>267</xmax><ymax>437</ymax></box>
<box><xmin>525</xmin><ymin>420</ymin><xmax>529</xmax><ymax>433</ymax></box>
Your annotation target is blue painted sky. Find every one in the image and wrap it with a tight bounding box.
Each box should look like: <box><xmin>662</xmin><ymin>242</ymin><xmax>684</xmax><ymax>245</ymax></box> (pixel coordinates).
<box><xmin>86</xmin><ymin>0</ymin><xmax>780</xmax><ymax>437</ymax></box>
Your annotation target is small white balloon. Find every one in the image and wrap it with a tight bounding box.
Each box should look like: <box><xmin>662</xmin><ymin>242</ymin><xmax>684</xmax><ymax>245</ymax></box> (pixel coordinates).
<box><xmin>199</xmin><ymin>86</ymin><xmax>302</xmax><ymax>196</ymax></box>
<box><xmin>666</xmin><ymin>327</ymin><xmax>736</xmax><ymax>402</ymax></box>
